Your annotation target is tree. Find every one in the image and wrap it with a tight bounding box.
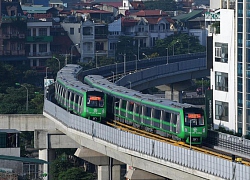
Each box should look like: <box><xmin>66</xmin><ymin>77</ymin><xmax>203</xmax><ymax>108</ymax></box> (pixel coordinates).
<box><xmin>50</xmin><ymin>156</ymin><xmax>73</xmax><ymax>180</ymax></box>
<box><xmin>144</xmin><ymin>0</ymin><xmax>177</xmax><ymax>11</ymax></box>
<box><xmin>58</xmin><ymin>167</ymin><xmax>94</xmax><ymax>180</ymax></box>
<box><xmin>155</xmin><ymin>34</ymin><xmax>206</xmax><ymax>56</ymax></box>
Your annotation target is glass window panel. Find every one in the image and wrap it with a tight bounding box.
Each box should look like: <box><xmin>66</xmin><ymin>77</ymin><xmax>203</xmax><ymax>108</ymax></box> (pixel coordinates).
<box><xmin>247</xmin><ymin>79</ymin><xmax>250</xmax><ymax>93</ymax></box>
<box><xmin>215</xmin><ymin>71</ymin><xmax>228</xmax><ymax>91</ymax></box>
<box><xmin>238</xmin><ymin>92</ymin><xmax>243</xmax><ymax>107</ymax></box>
<box><xmin>238</xmin><ymin>33</ymin><xmax>242</xmax><ymax>47</ymax></box>
<box><xmin>238</xmin><ymin>18</ymin><xmax>243</xmax><ymax>31</ymax></box>
<box><xmin>215</xmin><ymin>100</ymin><xmax>228</xmax><ymax>122</ymax></box>
<box><xmin>238</xmin><ymin>77</ymin><xmax>242</xmax><ymax>92</ymax></box>
<box><xmin>238</xmin><ymin>63</ymin><xmax>242</xmax><ymax>76</ymax></box>
<box><xmin>238</xmin><ymin>48</ymin><xmax>242</xmax><ymax>62</ymax></box>
<box><xmin>238</xmin><ymin>108</ymin><xmax>243</xmax><ymax>123</ymax></box>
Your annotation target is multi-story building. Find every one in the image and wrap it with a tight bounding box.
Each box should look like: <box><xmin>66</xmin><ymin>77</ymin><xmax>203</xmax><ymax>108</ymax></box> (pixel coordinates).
<box><xmin>0</xmin><ymin>0</ymin><xmax>28</xmax><ymax>63</ymax></box>
<box><xmin>208</xmin><ymin>0</ymin><xmax>250</xmax><ymax>136</ymax></box>
<box><xmin>22</xmin><ymin>6</ymin><xmax>59</xmax><ymax>67</ymax></box>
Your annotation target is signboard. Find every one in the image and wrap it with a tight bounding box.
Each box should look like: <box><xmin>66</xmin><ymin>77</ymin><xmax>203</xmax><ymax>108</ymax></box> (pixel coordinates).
<box><xmin>44</xmin><ymin>79</ymin><xmax>54</xmax><ymax>88</ymax></box>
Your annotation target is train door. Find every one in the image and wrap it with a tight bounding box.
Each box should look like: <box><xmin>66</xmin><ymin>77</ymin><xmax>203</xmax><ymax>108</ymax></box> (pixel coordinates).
<box><xmin>176</xmin><ymin>115</ymin><xmax>181</xmax><ymax>133</ymax></box>
<box><xmin>170</xmin><ymin>113</ymin><xmax>177</xmax><ymax>133</ymax></box>
<box><xmin>162</xmin><ymin>111</ymin><xmax>170</xmax><ymax>132</ymax></box>
<box><xmin>63</xmin><ymin>88</ymin><xmax>67</xmax><ymax>106</ymax></box>
<box><xmin>127</xmin><ymin>101</ymin><xmax>134</xmax><ymax>124</ymax></box>
<box><xmin>69</xmin><ymin>91</ymin><xmax>74</xmax><ymax>109</ymax></box>
<box><xmin>152</xmin><ymin>109</ymin><xmax>161</xmax><ymax>129</ymax></box>
<box><xmin>133</xmin><ymin>103</ymin><xmax>140</xmax><ymax>123</ymax></box>
<box><xmin>78</xmin><ymin>96</ymin><xmax>83</xmax><ymax>113</ymax></box>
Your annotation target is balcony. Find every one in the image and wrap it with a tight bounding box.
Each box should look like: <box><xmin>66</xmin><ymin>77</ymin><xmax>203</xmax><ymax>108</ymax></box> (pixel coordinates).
<box><xmin>2</xmin><ymin>50</ymin><xmax>25</xmax><ymax>56</ymax></box>
<box><xmin>19</xmin><ymin>34</ymin><xmax>25</xmax><ymax>39</ymax></box>
<box><xmin>28</xmin><ymin>52</ymin><xmax>52</xmax><ymax>57</ymax></box>
<box><xmin>135</xmin><ymin>32</ymin><xmax>148</xmax><ymax>37</ymax></box>
<box><xmin>95</xmin><ymin>34</ymin><xmax>107</xmax><ymax>39</ymax></box>
<box><xmin>1</xmin><ymin>16</ymin><xmax>27</xmax><ymax>23</ymax></box>
<box><xmin>26</xmin><ymin>36</ymin><xmax>53</xmax><ymax>42</ymax></box>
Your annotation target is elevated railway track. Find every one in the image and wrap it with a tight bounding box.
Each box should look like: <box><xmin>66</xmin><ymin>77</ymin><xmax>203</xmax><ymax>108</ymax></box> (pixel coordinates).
<box><xmin>107</xmin><ymin>120</ymin><xmax>250</xmax><ymax>167</ymax></box>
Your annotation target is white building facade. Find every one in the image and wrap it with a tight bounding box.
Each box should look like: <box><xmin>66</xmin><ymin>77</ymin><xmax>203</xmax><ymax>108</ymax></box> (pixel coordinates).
<box><xmin>210</xmin><ymin>0</ymin><xmax>250</xmax><ymax>136</ymax></box>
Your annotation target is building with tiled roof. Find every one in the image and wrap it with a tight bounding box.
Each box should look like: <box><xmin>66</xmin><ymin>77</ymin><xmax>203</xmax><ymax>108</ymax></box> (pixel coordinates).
<box><xmin>131</xmin><ymin>10</ymin><xmax>168</xmax><ymax>17</ymax></box>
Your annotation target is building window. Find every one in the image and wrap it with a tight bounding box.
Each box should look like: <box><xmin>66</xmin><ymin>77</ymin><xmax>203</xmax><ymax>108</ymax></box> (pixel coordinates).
<box><xmin>27</xmin><ymin>28</ymin><xmax>31</xmax><ymax>36</ymax></box>
<box><xmin>215</xmin><ymin>100</ymin><xmax>228</xmax><ymax>121</ymax></box>
<box><xmin>39</xmin><ymin>28</ymin><xmax>47</xmax><ymax>36</ymax></box>
<box><xmin>215</xmin><ymin>71</ymin><xmax>228</xmax><ymax>91</ymax></box>
<box><xmin>70</xmin><ymin>28</ymin><xmax>74</xmax><ymax>35</ymax></box>
<box><xmin>215</xmin><ymin>42</ymin><xmax>228</xmax><ymax>63</ymax></box>
<box><xmin>39</xmin><ymin>44</ymin><xmax>47</xmax><ymax>52</ymax></box>
<box><xmin>83</xmin><ymin>27</ymin><xmax>92</xmax><ymax>35</ymax></box>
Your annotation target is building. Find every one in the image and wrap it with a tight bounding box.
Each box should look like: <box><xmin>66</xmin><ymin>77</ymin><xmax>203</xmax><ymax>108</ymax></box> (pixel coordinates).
<box><xmin>208</xmin><ymin>0</ymin><xmax>250</xmax><ymax>136</ymax></box>
<box><xmin>0</xmin><ymin>0</ymin><xmax>28</xmax><ymax>63</ymax></box>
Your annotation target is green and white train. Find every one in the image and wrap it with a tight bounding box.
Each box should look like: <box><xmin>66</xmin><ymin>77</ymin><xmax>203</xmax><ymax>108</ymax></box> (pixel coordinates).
<box><xmin>55</xmin><ymin>64</ymin><xmax>106</xmax><ymax>121</ymax></box>
<box><xmin>84</xmin><ymin>75</ymin><xmax>207</xmax><ymax>145</ymax></box>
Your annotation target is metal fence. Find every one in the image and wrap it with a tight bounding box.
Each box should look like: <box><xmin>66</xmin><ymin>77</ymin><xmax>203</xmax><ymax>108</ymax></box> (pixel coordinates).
<box><xmin>44</xmin><ymin>100</ymin><xmax>250</xmax><ymax>180</ymax></box>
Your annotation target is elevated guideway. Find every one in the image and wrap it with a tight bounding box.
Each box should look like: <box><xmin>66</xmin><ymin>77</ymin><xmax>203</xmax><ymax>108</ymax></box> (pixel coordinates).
<box><xmin>43</xmin><ymin>100</ymin><xmax>250</xmax><ymax>180</ymax></box>
<box><xmin>42</xmin><ymin>54</ymin><xmax>250</xmax><ymax>180</ymax></box>
<box><xmin>4</xmin><ymin>53</ymin><xmax>250</xmax><ymax>179</ymax></box>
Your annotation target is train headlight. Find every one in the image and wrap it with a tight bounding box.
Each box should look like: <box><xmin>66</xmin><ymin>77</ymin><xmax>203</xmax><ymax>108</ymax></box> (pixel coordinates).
<box><xmin>86</xmin><ymin>109</ymin><xmax>89</xmax><ymax>112</ymax></box>
<box><xmin>203</xmin><ymin>128</ymin><xmax>206</xmax><ymax>133</ymax></box>
<box><xmin>102</xmin><ymin>109</ymin><xmax>104</xmax><ymax>113</ymax></box>
<box><xmin>185</xmin><ymin>128</ymin><xmax>187</xmax><ymax>132</ymax></box>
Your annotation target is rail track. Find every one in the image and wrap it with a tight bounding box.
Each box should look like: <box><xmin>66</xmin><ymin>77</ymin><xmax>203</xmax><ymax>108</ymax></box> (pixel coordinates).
<box><xmin>106</xmin><ymin>120</ymin><xmax>250</xmax><ymax>166</ymax></box>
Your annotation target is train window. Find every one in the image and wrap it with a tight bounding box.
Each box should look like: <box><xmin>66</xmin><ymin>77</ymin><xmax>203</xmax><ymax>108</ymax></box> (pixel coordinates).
<box><xmin>128</xmin><ymin>102</ymin><xmax>134</xmax><ymax>111</ymax></box>
<box><xmin>71</xmin><ymin>92</ymin><xmax>74</xmax><ymax>101</ymax></box>
<box><xmin>162</xmin><ymin>111</ymin><xmax>171</xmax><ymax>122</ymax></box>
<box><xmin>67</xmin><ymin>91</ymin><xmax>70</xmax><ymax>99</ymax></box>
<box><xmin>121</xmin><ymin>100</ymin><xmax>127</xmax><ymax>109</ymax></box>
<box><xmin>75</xmin><ymin>94</ymin><xmax>79</xmax><ymax>103</ymax></box>
<box><xmin>172</xmin><ymin>114</ymin><xmax>177</xmax><ymax>124</ymax></box>
<box><xmin>184</xmin><ymin>114</ymin><xmax>204</xmax><ymax>126</ymax></box>
<box><xmin>99</xmin><ymin>99</ymin><xmax>104</xmax><ymax>107</ymax></box>
<box><xmin>134</xmin><ymin>104</ymin><xmax>139</xmax><ymax>113</ymax></box>
<box><xmin>153</xmin><ymin>109</ymin><xmax>161</xmax><ymax>119</ymax></box>
<box><xmin>144</xmin><ymin>107</ymin><xmax>151</xmax><ymax>117</ymax></box>
<box><xmin>115</xmin><ymin>101</ymin><xmax>119</xmax><ymax>107</ymax></box>
<box><xmin>86</xmin><ymin>95</ymin><xmax>104</xmax><ymax>108</ymax></box>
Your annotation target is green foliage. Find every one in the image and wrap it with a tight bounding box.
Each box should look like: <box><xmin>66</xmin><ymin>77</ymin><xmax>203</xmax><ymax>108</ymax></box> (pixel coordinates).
<box><xmin>155</xmin><ymin>33</ymin><xmax>206</xmax><ymax>56</ymax></box>
<box><xmin>144</xmin><ymin>0</ymin><xmax>177</xmax><ymax>11</ymax></box>
<box><xmin>50</xmin><ymin>156</ymin><xmax>73</xmax><ymax>180</ymax></box>
<box><xmin>58</xmin><ymin>167</ymin><xmax>94</xmax><ymax>180</ymax></box>
<box><xmin>0</xmin><ymin>63</ymin><xmax>44</xmax><ymax>114</ymax></box>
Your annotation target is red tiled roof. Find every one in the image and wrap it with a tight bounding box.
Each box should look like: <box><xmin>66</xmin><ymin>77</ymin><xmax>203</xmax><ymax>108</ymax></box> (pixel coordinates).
<box><xmin>145</xmin><ymin>17</ymin><xmax>162</xmax><ymax>24</ymax></box>
<box><xmin>73</xmin><ymin>9</ymin><xmax>112</xmax><ymax>14</ymax></box>
<box><xmin>121</xmin><ymin>17</ymin><xmax>139</xmax><ymax>26</ymax></box>
<box><xmin>130</xmin><ymin>2</ymin><xmax>145</xmax><ymax>10</ymax></box>
<box><xmin>131</xmin><ymin>10</ymin><xmax>167</xmax><ymax>17</ymax></box>
<box><xmin>100</xmin><ymin>2</ymin><xmax>122</xmax><ymax>8</ymax></box>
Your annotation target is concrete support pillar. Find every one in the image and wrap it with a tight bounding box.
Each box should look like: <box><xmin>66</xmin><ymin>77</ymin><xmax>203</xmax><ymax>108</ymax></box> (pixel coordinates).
<box><xmin>97</xmin><ymin>165</ymin><xmax>121</xmax><ymax>180</ymax></box>
<box><xmin>39</xmin><ymin>148</ymin><xmax>56</xmax><ymax>180</ymax></box>
<box><xmin>157</xmin><ymin>80</ymin><xmax>193</xmax><ymax>103</ymax></box>
<box><xmin>75</xmin><ymin>147</ymin><xmax>122</xmax><ymax>180</ymax></box>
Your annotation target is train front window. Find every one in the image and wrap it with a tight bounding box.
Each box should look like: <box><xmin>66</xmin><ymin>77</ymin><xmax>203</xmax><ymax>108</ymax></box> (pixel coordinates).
<box><xmin>87</xmin><ymin>95</ymin><xmax>104</xmax><ymax>108</ymax></box>
<box><xmin>184</xmin><ymin>113</ymin><xmax>204</xmax><ymax>126</ymax></box>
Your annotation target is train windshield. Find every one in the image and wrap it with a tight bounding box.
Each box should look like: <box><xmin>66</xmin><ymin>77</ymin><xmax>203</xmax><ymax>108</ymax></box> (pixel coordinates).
<box><xmin>184</xmin><ymin>109</ymin><xmax>205</xmax><ymax>127</ymax></box>
<box><xmin>87</xmin><ymin>94</ymin><xmax>104</xmax><ymax>108</ymax></box>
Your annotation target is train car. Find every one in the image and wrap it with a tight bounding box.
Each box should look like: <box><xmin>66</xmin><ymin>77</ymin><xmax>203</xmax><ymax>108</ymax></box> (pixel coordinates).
<box><xmin>84</xmin><ymin>75</ymin><xmax>207</xmax><ymax>145</ymax></box>
<box><xmin>55</xmin><ymin>64</ymin><xmax>106</xmax><ymax>121</ymax></box>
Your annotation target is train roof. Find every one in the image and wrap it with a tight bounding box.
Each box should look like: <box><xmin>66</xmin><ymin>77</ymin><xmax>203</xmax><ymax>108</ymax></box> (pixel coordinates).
<box><xmin>84</xmin><ymin>75</ymin><xmax>198</xmax><ymax>111</ymax></box>
<box><xmin>56</xmin><ymin>64</ymin><xmax>102</xmax><ymax>93</ymax></box>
